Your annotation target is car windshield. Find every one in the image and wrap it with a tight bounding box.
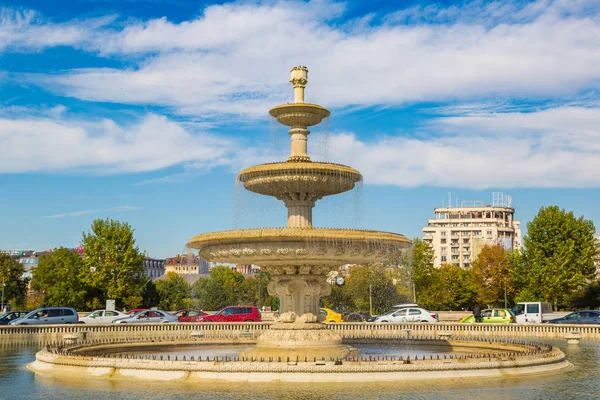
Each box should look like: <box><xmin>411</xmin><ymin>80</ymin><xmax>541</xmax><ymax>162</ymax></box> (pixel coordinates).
<box><xmin>0</xmin><ymin>313</ymin><xmax>8</xmax><ymax>319</ymax></box>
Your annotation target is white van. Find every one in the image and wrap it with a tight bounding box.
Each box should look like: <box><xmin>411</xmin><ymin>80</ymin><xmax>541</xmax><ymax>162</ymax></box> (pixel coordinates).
<box><xmin>511</xmin><ymin>302</ymin><xmax>567</xmax><ymax>323</ymax></box>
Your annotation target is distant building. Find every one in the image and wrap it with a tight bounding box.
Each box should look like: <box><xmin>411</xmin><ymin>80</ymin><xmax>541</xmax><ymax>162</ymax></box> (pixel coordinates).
<box><xmin>158</xmin><ymin>254</ymin><xmax>211</xmax><ymax>285</ymax></box>
<box><xmin>235</xmin><ymin>264</ymin><xmax>259</xmax><ymax>276</ymax></box>
<box><xmin>143</xmin><ymin>258</ymin><xmax>165</xmax><ymax>281</ymax></box>
<box><xmin>422</xmin><ymin>193</ymin><xmax>521</xmax><ymax>268</ymax></box>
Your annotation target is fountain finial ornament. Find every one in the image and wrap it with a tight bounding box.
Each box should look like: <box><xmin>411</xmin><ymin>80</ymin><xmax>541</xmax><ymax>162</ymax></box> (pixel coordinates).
<box><xmin>290</xmin><ymin>66</ymin><xmax>308</xmax><ymax>103</ymax></box>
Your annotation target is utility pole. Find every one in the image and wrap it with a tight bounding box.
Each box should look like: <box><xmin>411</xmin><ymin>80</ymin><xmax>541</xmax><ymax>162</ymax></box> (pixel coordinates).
<box><xmin>369</xmin><ymin>283</ymin><xmax>373</xmax><ymax>316</ymax></box>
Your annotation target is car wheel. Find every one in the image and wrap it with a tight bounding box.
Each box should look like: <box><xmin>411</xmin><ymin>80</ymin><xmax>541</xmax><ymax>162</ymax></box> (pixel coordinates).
<box><xmin>420</xmin><ymin>320</ymin><xmax>429</xmax><ymax>323</ymax></box>
<box><xmin>245</xmin><ymin>320</ymin><xmax>252</xmax><ymax>322</ymax></box>
<box><xmin>380</xmin><ymin>320</ymin><xmax>389</xmax><ymax>323</ymax></box>
<box><xmin>345</xmin><ymin>313</ymin><xmax>364</xmax><ymax>322</ymax></box>
<box><xmin>328</xmin><ymin>320</ymin><xmax>335</xmax><ymax>323</ymax></box>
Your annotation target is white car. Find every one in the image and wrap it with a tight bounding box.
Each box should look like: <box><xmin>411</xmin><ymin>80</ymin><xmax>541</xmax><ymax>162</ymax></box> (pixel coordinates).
<box><xmin>80</xmin><ymin>310</ymin><xmax>127</xmax><ymax>324</ymax></box>
<box><xmin>374</xmin><ymin>307</ymin><xmax>439</xmax><ymax>323</ymax></box>
<box><xmin>113</xmin><ymin>310</ymin><xmax>178</xmax><ymax>324</ymax></box>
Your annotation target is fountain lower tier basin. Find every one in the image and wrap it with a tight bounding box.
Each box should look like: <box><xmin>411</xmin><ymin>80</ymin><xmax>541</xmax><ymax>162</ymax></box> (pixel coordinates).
<box><xmin>237</xmin><ymin>161</ymin><xmax>362</xmax><ymax>199</ymax></box>
<box><xmin>28</xmin><ymin>338</ymin><xmax>571</xmax><ymax>383</ymax></box>
<box><xmin>268</xmin><ymin>103</ymin><xmax>330</xmax><ymax>127</ymax></box>
<box><xmin>186</xmin><ymin>228</ymin><xmax>411</xmax><ymax>266</ymax></box>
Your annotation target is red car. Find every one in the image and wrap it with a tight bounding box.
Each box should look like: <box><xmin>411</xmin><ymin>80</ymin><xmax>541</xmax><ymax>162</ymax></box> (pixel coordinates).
<box><xmin>126</xmin><ymin>308</ymin><xmax>147</xmax><ymax>315</ymax></box>
<box><xmin>175</xmin><ymin>309</ymin><xmax>209</xmax><ymax>322</ymax></box>
<box><xmin>197</xmin><ymin>306</ymin><xmax>261</xmax><ymax>322</ymax></box>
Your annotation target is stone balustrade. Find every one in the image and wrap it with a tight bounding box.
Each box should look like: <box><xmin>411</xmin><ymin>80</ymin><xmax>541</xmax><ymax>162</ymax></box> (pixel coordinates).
<box><xmin>2</xmin><ymin>322</ymin><xmax>598</xmax><ymax>345</ymax></box>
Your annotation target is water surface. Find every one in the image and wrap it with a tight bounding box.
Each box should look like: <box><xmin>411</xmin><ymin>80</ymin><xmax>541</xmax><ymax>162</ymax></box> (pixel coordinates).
<box><xmin>1</xmin><ymin>341</ymin><xmax>598</xmax><ymax>399</ymax></box>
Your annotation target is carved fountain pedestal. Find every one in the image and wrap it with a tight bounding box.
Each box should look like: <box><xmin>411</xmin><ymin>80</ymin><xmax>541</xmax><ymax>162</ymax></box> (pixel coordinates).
<box><xmin>188</xmin><ymin>66</ymin><xmax>410</xmax><ymax>361</ymax></box>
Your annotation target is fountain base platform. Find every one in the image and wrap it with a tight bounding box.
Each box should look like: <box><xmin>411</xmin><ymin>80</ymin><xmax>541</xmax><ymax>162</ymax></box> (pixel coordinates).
<box><xmin>239</xmin><ymin>322</ymin><xmax>359</xmax><ymax>360</ymax></box>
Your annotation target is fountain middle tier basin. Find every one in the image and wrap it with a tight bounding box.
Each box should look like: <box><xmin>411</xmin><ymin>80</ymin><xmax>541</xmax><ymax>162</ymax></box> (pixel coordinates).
<box><xmin>238</xmin><ymin>161</ymin><xmax>362</xmax><ymax>199</ymax></box>
<box><xmin>186</xmin><ymin>228</ymin><xmax>411</xmax><ymax>267</ymax></box>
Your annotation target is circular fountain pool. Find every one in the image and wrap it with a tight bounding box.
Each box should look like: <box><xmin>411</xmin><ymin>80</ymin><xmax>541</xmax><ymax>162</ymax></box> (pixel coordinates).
<box><xmin>28</xmin><ymin>337</ymin><xmax>570</xmax><ymax>383</ymax></box>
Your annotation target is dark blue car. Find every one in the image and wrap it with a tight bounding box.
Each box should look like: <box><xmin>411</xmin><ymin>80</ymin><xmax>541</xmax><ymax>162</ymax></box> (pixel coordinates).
<box><xmin>0</xmin><ymin>311</ymin><xmax>29</xmax><ymax>325</ymax></box>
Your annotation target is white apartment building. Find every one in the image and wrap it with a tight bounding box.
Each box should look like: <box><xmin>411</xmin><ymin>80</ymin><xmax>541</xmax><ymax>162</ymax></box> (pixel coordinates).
<box><xmin>422</xmin><ymin>194</ymin><xmax>521</xmax><ymax>268</ymax></box>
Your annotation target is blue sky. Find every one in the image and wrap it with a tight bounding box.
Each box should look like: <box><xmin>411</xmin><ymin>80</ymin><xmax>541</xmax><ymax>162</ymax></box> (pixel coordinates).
<box><xmin>1</xmin><ymin>0</ymin><xmax>599</xmax><ymax>258</ymax></box>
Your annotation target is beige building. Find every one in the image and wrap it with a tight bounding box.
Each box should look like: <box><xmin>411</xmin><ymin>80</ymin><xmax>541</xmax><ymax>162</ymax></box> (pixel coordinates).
<box><xmin>422</xmin><ymin>194</ymin><xmax>521</xmax><ymax>268</ymax></box>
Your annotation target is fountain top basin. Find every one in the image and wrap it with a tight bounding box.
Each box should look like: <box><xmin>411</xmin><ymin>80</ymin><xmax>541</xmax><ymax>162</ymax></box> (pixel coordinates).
<box><xmin>269</xmin><ymin>103</ymin><xmax>330</xmax><ymax>127</ymax></box>
<box><xmin>186</xmin><ymin>227</ymin><xmax>410</xmax><ymax>268</ymax></box>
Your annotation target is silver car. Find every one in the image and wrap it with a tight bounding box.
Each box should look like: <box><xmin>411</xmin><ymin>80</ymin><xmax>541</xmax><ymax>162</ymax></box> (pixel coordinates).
<box><xmin>80</xmin><ymin>310</ymin><xmax>128</xmax><ymax>324</ymax></box>
<box><xmin>9</xmin><ymin>307</ymin><xmax>79</xmax><ymax>325</ymax></box>
<box><xmin>113</xmin><ymin>310</ymin><xmax>177</xmax><ymax>324</ymax></box>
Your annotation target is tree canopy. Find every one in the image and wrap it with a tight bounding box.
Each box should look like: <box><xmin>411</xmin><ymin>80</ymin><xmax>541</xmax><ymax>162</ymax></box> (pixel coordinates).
<box><xmin>82</xmin><ymin>218</ymin><xmax>145</xmax><ymax>306</ymax></box>
<box><xmin>0</xmin><ymin>253</ymin><xmax>27</xmax><ymax>309</ymax></box>
<box><xmin>30</xmin><ymin>247</ymin><xmax>90</xmax><ymax>310</ymax></box>
<box><xmin>192</xmin><ymin>266</ymin><xmax>248</xmax><ymax>310</ymax></box>
<box><xmin>155</xmin><ymin>272</ymin><xmax>191</xmax><ymax>311</ymax></box>
<box><xmin>520</xmin><ymin>206</ymin><xmax>597</xmax><ymax>308</ymax></box>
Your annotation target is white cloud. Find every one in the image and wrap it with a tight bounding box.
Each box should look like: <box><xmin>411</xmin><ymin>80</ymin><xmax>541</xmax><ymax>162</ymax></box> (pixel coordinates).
<box><xmin>0</xmin><ymin>112</ymin><xmax>238</xmax><ymax>173</ymax></box>
<box><xmin>26</xmin><ymin>0</ymin><xmax>600</xmax><ymax>116</ymax></box>
<box><xmin>45</xmin><ymin>205</ymin><xmax>139</xmax><ymax>218</ymax></box>
<box><xmin>326</xmin><ymin>106</ymin><xmax>600</xmax><ymax>189</ymax></box>
<box><xmin>0</xmin><ymin>8</ymin><xmax>110</xmax><ymax>52</ymax></box>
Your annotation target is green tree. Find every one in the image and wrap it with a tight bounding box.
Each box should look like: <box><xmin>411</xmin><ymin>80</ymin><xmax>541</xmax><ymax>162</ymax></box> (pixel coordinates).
<box><xmin>521</xmin><ymin>206</ymin><xmax>597</xmax><ymax>309</ymax></box>
<box><xmin>30</xmin><ymin>247</ymin><xmax>89</xmax><ymax>310</ymax></box>
<box><xmin>419</xmin><ymin>264</ymin><xmax>476</xmax><ymax>310</ymax></box>
<box><xmin>141</xmin><ymin>280</ymin><xmax>161</xmax><ymax>308</ymax></box>
<box><xmin>192</xmin><ymin>266</ymin><xmax>248</xmax><ymax>310</ymax></box>
<box><xmin>155</xmin><ymin>272</ymin><xmax>191</xmax><ymax>311</ymax></box>
<box><xmin>322</xmin><ymin>283</ymin><xmax>354</xmax><ymax>312</ymax></box>
<box><xmin>81</xmin><ymin>218</ymin><xmax>145</xmax><ymax>306</ymax></box>
<box><xmin>471</xmin><ymin>244</ymin><xmax>515</xmax><ymax>308</ymax></box>
<box><xmin>408</xmin><ymin>238</ymin><xmax>435</xmax><ymax>304</ymax></box>
<box><xmin>344</xmin><ymin>264</ymin><xmax>400</xmax><ymax>315</ymax></box>
<box><xmin>245</xmin><ymin>271</ymin><xmax>278</xmax><ymax>310</ymax></box>
<box><xmin>0</xmin><ymin>253</ymin><xmax>27</xmax><ymax>309</ymax></box>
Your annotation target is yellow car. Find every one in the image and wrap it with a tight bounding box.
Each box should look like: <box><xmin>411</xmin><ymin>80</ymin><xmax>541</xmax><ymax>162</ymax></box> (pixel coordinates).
<box><xmin>319</xmin><ymin>308</ymin><xmax>343</xmax><ymax>323</ymax></box>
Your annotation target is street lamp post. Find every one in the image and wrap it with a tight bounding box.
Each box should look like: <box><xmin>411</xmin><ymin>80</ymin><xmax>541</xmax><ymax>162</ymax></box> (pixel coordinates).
<box><xmin>1</xmin><ymin>281</ymin><xmax>6</xmax><ymax>313</ymax></box>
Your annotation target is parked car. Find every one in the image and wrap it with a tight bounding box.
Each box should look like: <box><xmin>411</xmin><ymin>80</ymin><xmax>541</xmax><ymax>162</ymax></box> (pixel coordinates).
<box><xmin>80</xmin><ymin>310</ymin><xmax>128</xmax><ymax>324</ymax></box>
<box><xmin>460</xmin><ymin>308</ymin><xmax>516</xmax><ymax>323</ymax></box>
<box><xmin>547</xmin><ymin>310</ymin><xmax>600</xmax><ymax>324</ymax></box>
<box><xmin>126</xmin><ymin>308</ymin><xmax>147</xmax><ymax>315</ymax></box>
<box><xmin>0</xmin><ymin>311</ymin><xmax>29</xmax><ymax>325</ymax></box>
<box><xmin>9</xmin><ymin>307</ymin><xmax>79</xmax><ymax>325</ymax></box>
<box><xmin>113</xmin><ymin>310</ymin><xmax>178</xmax><ymax>324</ymax></box>
<box><xmin>373</xmin><ymin>307</ymin><xmax>439</xmax><ymax>323</ymax></box>
<box><xmin>511</xmin><ymin>302</ymin><xmax>568</xmax><ymax>323</ymax></box>
<box><xmin>176</xmin><ymin>310</ymin><xmax>209</xmax><ymax>323</ymax></box>
<box><xmin>319</xmin><ymin>308</ymin><xmax>343</xmax><ymax>323</ymax></box>
<box><xmin>195</xmin><ymin>306</ymin><xmax>261</xmax><ymax>322</ymax></box>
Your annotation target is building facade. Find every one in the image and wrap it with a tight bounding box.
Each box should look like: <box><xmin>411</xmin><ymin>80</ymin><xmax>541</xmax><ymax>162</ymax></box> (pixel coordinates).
<box><xmin>422</xmin><ymin>195</ymin><xmax>521</xmax><ymax>268</ymax></box>
<box><xmin>143</xmin><ymin>258</ymin><xmax>165</xmax><ymax>281</ymax></box>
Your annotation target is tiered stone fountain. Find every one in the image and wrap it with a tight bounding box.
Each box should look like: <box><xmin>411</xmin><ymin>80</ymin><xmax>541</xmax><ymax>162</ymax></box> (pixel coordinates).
<box><xmin>187</xmin><ymin>66</ymin><xmax>411</xmax><ymax>359</ymax></box>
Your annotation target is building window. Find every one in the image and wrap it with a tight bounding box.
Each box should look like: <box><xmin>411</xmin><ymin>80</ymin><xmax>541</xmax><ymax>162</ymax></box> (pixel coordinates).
<box><xmin>463</xmin><ymin>255</ymin><xmax>470</xmax><ymax>260</ymax></box>
<box><xmin>463</xmin><ymin>247</ymin><xmax>469</xmax><ymax>252</ymax></box>
<box><xmin>487</xmin><ymin>230</ymin><xmax>493</xmax><ymax>236</ymax></box>
<box><xmin>474</xmin><ymin>231</ymin><xmax>481</xmax><ymax>236</ymax></box>
<box><xmin>441</xmin><ymin>238</ymin><xmax>447</xmax><ymax>244</ymax></box>
<box><xmin>463</xmin><ymin>263</ymin><xmax>470</xmax><ymax>268</ymax></box>
<box><xmin>441</xmin><ymin>231</ymin><xmax>447</xmax><ymax>236</ymax></box>
<box><xmin>451</xmin><ymin>255</ymin><xmax>459</xmax><ymax>260</ymax></box>
<box><xmin>463</xmin><ymin>238</ymin><xmax>469</xmax><ymax>244</ymax></box>
<box><xmin>441</xmin><ymin>256</ymin><xmax>447</xmax><ymax>262</ymax></box>
<box><xmin>441</xmin><ymin>248</ymin><xmax>447</xmax><ymax>254</ymax></box>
